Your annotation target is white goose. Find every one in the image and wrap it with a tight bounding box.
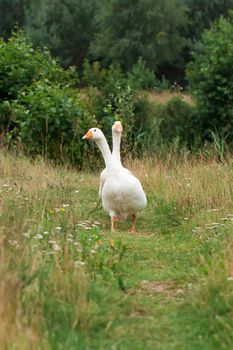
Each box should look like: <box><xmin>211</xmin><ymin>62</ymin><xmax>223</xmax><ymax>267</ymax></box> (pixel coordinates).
<box><xmin>82</xmin><ymin>127</ymin><xmax>147</xmax><ymax>233</ymax></box>
<box><xmin>99</xmin><ymin>121</ymin><xmax>131</xmax><ymax>198</ymax></box>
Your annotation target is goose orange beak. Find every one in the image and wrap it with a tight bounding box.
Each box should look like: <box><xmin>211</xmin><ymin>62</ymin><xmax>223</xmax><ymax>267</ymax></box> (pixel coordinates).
<box><xmin>82</xmin><ymin>130</ymin><xmax>93</xmax><ymax>139</ymax></box>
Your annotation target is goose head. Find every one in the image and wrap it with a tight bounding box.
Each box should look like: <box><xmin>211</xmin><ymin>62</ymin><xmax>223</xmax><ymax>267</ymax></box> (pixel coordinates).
<box><xmin>112</xmin><ymin>121</ymin><xmax>123</xmax><ymax>134</ymax></box>
<box><xmin>82</xmin><ymin>127</ymin><xmax>105</xmax><ymax>141</ymax></box>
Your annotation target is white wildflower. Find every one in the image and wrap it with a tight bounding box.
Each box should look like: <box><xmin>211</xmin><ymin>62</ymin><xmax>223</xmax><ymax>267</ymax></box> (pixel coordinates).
<box><xmin>53</xmin><ymin>243</ymin><xmax>61</xmax><ymax>251</ymax></box>
<box><xmin>8</xmin><ymin>239</ymin><xmax>18</xmax><ymax>246</ymax></box>
<box><xmin>22</xmin><ymin>232</ymin><xmax>30</xmax><ymax>238</ymax></box>
<box><xmin>34</xmin><ymin>234</ymin><xmax>43</xmax><ymax>239</ymax></box>
<box><xmin>74</xmin><ymin>261</ymin><xmax>85</xmax><ymax>267</ymax></box>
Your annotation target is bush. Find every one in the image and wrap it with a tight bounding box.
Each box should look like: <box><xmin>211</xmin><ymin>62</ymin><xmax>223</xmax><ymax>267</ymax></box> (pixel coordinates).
<box><xmin>131</xmin><ymin>96</ymin><xmax>197</xmax><ymax>154</ymax></box>
<box><xmin>0</xmin><ymin>31</ymin><xmax>96</xmax><ymax>166</ymax></box>
<box><xmin>157</xmin><ymin>97</ymin><xmax>197</xmax><ymax>145</ymax></box>
<box><xmin>16</xmin><ymin>81</ymin><xmax>95</xmax><ymax>164</ymax></box>
<box><xmin>127</xmin><ymin>58</ymin><xmax>158</xmax><ymax>90</ymax></box>
<box><xmin>0</xmin><ymin>31</ymin><xmax>77</xmax><ymax>101</ymax></box>
<box><xmin>186</xmin><ymin>16</ymin><xmax>233</xmax><ymax>141</ymax></box>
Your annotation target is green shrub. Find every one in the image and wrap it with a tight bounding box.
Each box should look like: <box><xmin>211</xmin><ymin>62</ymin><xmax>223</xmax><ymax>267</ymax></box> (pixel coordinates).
<box><xmin>1</xmin><ymin>82</ymin><xmax>95</xmax><ymax>165</ymax></box>
<box><xmin>186</xmin><ymin>16</ymin><xmax>233</xmax><ymax>141</ymax></box>
<box><xmin>157</xmin><ymin>97</ymin><xmax>197</xmax><ymax>145</ymax></box>
<box><xmin>82</xmin><ymin>60</ymin><xmax>107</xmax><ymax>88</ymax></box>
<box><xmin>0</xmin><ymin>31</ymin><xmax>96</xmax><ymax>166</ymax></box>
<box><xmin>0</xmin><ymin>31</ymin><xmax>77</xmax><ymax>101</ymax></box>
<box><xmin>127</xmin><ymin>58</ymin><xmax>157</xmax><ymax>90</ymax></box>
<box><xmin>16</xmin><ymin>81</ymin><xmax>95</xmax><ymax>164</ymax></box>
<box><xmin>131</xmin><ymin>96</ymin><xmax>197</xmax><ymax>154</ymax></box>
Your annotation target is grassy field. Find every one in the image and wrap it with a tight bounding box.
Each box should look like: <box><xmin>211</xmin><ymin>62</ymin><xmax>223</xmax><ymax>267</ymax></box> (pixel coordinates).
<box><xmin>1</xmin><ymin>151</ymin><xmax>233</xmax><ymax>349</ymax></box>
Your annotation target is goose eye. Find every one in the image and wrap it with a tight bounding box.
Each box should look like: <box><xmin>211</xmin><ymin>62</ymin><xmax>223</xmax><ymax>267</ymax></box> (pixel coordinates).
<box><xmin>94</xmin><ymin>129</ymin><xmax>97</xmax><ymax>132</ymax></box>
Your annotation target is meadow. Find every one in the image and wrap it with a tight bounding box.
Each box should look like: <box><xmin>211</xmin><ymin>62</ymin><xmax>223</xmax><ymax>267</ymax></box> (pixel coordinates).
<box><xmin>1</xmin><ymin>151</ymin><xmax>233</xmax><ymax>349</ymax></box>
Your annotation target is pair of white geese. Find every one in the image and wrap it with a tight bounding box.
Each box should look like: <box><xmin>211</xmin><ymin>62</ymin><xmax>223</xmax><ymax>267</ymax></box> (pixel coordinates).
<box><xmin>83</xmin><ymin>121</ymin><xmax>147</xmax><ymax>233</ymax></box>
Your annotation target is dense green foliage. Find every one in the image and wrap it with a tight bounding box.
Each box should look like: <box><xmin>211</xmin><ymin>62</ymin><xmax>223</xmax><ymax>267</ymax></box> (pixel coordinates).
<box><xmin>90</xmin><ymin>0</ymin><xmax>188</xmax><ymax>71</ymax></box>
<box><xmin>1</xmin><ymin>0</ymin><xmax>233</xmax><ymax>79</ymax></box>
<box><xmin>187</xmin><ymin>16</ymin><xmax>233</xmax><ymax>141</ymax></box>
<box><xmin>0</xmin><ymin>0</ymin><xmax>26</xmax><ymax>39</ymax></box>
<box><xmin>185</xmin><ymin>0</ymin><xmax>233</xmax><ymax>42</ymax></box>
<box><xmin>0</xmin><ymin>32</ymin><xmax>95</xmax><ymax>165</ymax></box>
<box><xmin>2</xmin><ymin>12</ymin><xmax>233</xmax><ymax>160</ymax></box>
<box><xmin>25</xmin><ymin>0</ymin><xmax>97</xmax><ymax>67</ymax></box>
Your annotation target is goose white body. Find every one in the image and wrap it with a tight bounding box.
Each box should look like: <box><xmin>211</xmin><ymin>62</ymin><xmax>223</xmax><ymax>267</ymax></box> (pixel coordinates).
<box><xmin>83</xmin><ymin>126</ymin><xmax>147</xmax><ymax>232</ymax></box>
<box><xmin>102</xmin><ymin>167</ymin><xmax>147</xmax><ymax>220</ymax></box>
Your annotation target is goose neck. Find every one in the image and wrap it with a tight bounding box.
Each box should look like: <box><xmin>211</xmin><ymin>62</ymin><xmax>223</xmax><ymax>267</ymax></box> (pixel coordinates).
<box><xmin>95</xmin><ymin>138</ymin><xmax>112</xmax><ymax>169</ymax></box>
<box><xmin>112</xmin><ymin>132</ymin><xmax>122</xmax><ymax>165</ymax></box>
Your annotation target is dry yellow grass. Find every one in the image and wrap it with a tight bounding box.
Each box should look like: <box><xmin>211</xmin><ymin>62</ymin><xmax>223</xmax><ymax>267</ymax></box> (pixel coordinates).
<box><xmin>146</xmin><ymin>90</ymin><xmax>194</xmax><ymax>105</ymax></box>
<box><xmin>125</xmin><ymin>155</ymin><xmax>232</xmax><ymax>209</ymax></box>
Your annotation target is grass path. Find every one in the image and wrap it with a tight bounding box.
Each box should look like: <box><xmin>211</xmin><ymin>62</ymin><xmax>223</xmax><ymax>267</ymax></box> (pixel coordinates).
<box><xmin>1</xmin><ymin>152</ymin><xmax>233</xmax><ymax>349</ymax></box>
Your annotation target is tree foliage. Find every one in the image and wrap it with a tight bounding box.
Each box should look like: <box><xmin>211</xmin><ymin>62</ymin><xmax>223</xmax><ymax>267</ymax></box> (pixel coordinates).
<box><xmin>187</xmin><ymin>16</ymin><xmax>233</xmax><ymax>139</ymax></box>
<box><xmin>25</xmin><ymin>0</ymin><xmax>97</xmax><ymax>67</ymax></box>
<box><xmin>185</xmin><ymin>0</ymin><xmax>233</xmax><ymax>42</ymax></box>
<box><xmin>1</xmin><ymin>0</ymin><xmax>233</xmax><ymax>79</ymax></box>
<box><xmin>90</xmin><ymin>0</ymin><xmax>188</xmax><ymax>71</ymax></box>
<box><xmin>0</xmin><ymin>0</ymin><xmax>27</xmax><ymax>39</ymax></box>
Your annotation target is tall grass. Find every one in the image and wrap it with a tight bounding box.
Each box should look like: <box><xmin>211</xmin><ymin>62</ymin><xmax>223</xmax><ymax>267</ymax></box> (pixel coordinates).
<box><xmin>1</xmin><ymin>150</ymin><xmax>233</xmax><ymax>349</ymax></box>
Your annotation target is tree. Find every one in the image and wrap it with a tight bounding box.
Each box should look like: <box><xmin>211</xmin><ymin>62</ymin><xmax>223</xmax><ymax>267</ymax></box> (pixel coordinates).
<box><xmin>185</xmin><ymin>0</ymin><xmax>233</xmax><ymax>43</ymax></box>
<box><xmin>90</xmin><ymin>0</ymin><xmax>188</xmax><ymax>71</ymax></box>
<box><xmin>25</xmin><ymin>0</ymin><xmax>97</xmax><ymax>67</ymax></box>
<box><xmin>187</xmin><ymin>16</ymin><xmax>233</xmax><ymax>139</ymax></box>
<box><xmin>0</xmin><ymin>0</ymin><xmax>27</xmax><ymax>39</ymax></box>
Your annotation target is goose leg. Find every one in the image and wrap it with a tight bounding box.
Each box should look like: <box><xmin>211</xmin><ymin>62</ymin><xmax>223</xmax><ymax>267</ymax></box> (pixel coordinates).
<box><xmin>130</xmin><ymin>215</ymin><xmax>137</xmax><ymax>234</ymax></box>
<box><xmin>111</xmin><ymin>216</ymin><xmax>119</xmax><ymax>233</ymax></box>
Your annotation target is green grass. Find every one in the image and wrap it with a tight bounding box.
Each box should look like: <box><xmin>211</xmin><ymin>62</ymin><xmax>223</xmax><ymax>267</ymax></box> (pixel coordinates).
<box><xmin>1</xmin><ymin>152</ymin><xmax>233</xmax><ymax>349</ymax></box>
